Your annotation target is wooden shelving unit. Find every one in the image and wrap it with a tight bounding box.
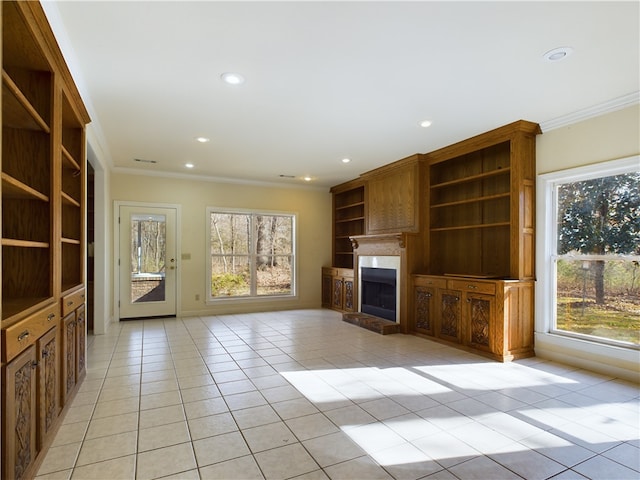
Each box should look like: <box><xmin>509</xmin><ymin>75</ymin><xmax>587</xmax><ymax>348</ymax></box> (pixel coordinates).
<box><xmin>413</xmin><ymin>121</ymin><xmax>540</xmax><ymax>361</ymax></box>
<box><xmin>426</xmin><ymin>123</ymin><xmax>539</xmax><ymax>280</ymax></box>
<box><xmin>1</xmin><ymin>2</ymin><xmax>90</xmax><ymax>478</ymax></box>
<box><xmin>330</xmin><ymin>179</ymin><xmax>365</xmax><ymax>269</ymax></box>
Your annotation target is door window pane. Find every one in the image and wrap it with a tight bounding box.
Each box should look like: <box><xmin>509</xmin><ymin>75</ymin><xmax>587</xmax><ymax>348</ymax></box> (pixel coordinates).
<box><xmin>130</xmin><ymin>214</ymin><xmax>166</xmax><ymax>303</ymax></box>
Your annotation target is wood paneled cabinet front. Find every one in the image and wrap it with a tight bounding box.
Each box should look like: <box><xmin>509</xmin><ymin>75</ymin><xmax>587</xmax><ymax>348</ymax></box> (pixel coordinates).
<box><xmin>3</xmin><ymin>324</ymin><xmax>60</xmax><ymax>480</ymax></box>
<box><xmin>412</xmin><ymin>275</ymin><xmax>534</xmax><ymax>361</ymax></box>
<box><xmin>322</xmin><ymin>267</ymin><xmax>355</xmax><ymax>313</ymax></box>
<box><xmin>3</xmin><ymin>346</ymin><xmax>37</xmax><ymax>480</ymax></box>
<box><xmin>61</xmin><ymin>289</ymin><xmax>86</xmax><ymax>406</ymax></box>
<box><xmin>36</xmin><ymin>326</ymin><xmax>60</xmax><ymax>450</ymax></box>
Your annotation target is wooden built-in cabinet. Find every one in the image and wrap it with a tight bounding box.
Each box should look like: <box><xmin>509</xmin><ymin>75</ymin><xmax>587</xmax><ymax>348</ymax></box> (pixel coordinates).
<box><xmin>1</xmin><ymin>2</ymin><xmax>90</xmax><ymax>478</ymax></box>
<box><xmin>330</xmin><ymin>180</ymin><xmax>365</xmax><ymax>269</ymax></box>
<box><xmin>413</xmin><ymin>275</ymin><xmax>534</xmax><ymax>361</ymax></box>
<box><xmin>324</xmin><ymin>120</ymin><xmax>539</xmax><ymax>361</ymax></box>
<box><xmin>321</xmin><ymin>267</ymin><xmax>355</xmax><ymax>313</ymax></box>
<box><xmin>365</xmin><ymin>154</ymin><xmax>425</xmax><ymax>234</ymax></box>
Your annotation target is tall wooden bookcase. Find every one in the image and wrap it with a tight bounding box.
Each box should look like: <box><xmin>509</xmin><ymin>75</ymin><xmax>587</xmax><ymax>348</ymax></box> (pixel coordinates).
<box><xmin>1</xmin><ymin>2</ymin><xmax>90</xmax><ymax>478</ymax></box>
<box><xmin>425</xmin><ymin>120</ymin><xmax>539</xmax><ymax>280</ymax></box>
<box><xmin>416</xmin><ymin>120</ymin><xmax>540</xmax><ymax>361</ymax></box>
<box><xmin>330</xmin><ymin>179</ymin><xmax>365</xmax><ymax>270</ymax></box>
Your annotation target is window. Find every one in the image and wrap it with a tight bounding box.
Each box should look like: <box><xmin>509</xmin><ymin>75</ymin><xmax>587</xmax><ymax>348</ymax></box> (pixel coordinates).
<box><xmin>539</xmin><ymin>156</ymin><xmax>639</xmax><ymax>348</ymax></box>
<box><xmin>206</xmin><ymin>209</ymin><xmax>295</xmax><ymax>301</ymax></box>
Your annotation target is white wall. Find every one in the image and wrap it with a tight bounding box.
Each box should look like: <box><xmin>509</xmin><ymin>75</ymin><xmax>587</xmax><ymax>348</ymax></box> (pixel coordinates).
<box><xmin>110</xmin><ymin>172</ymin><xmax>332</xmax><ymax>318</ymax></box>
<box><xmin>535</xmin><ymin>104</ymin><xmax>640</xmax><ymax>382</ymax></box>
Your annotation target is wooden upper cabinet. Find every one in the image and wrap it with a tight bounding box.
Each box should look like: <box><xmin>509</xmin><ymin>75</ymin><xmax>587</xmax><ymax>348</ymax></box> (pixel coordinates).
<box><xmin>425</xmin><ymin>120</ymin><xmax>540</xmax><ymax>280</ymax></box>
<box><xmin>330</xmin><ymin>179</ymin><xmax>365</xmax><ymax>269</ymax></box>
<box><xmin>363</xmin><ymin>154</ymin><xmax>425</xmax><ymax>234</ymax></box>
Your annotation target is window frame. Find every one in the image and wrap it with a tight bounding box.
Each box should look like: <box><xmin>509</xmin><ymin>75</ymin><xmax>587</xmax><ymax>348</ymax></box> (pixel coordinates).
<box><xmin>205</xmin><ymin>207</ymin><xmax>297</xmax><ymax>304</ymax></box>
<box><xmin>537</xmin><ymin>155</ymin><xmax>640</xmax><ymax>350</ymax></box>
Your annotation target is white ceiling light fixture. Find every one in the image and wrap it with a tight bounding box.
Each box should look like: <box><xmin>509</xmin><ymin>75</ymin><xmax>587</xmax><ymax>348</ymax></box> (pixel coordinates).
<box><xmin>220</xmin><ymin>72</ymin><xmax>245</xmax><ymax>85</ymax></box>
<box><xmin>185</xmin><ymin>163</ymin><xmax>194</xmax><ymax>169</ymax></box>
<box><xmin>341</xmin><ymin>158</ymin><xmax>351</xmax><ymax>164</ymax></box>
<box><xmin>543</xmin><ymin>46</ymin><xmax>573</xmax><ymax>62</ymax></box>
<box><xmin>419</xmin><ymin>120</ymin><xmax>433</xmax><ymax>128</ymax></box>
<box><xmin>195</xmin><ymin>136</ymin><xmax>210</xmax><ymax>143</ymax></box>
<box><xmin>303</xmin><ymin>176</ymin><xmax>312</xmax><ymax>182</ymax></box>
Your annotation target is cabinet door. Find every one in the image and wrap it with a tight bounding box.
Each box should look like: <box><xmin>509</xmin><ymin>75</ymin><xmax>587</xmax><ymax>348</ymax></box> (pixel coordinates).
<box><xmin>343</xmin><ymin>278</ymin><xmax>355</xmax><ymax>312</ymax></box>
<box><xmin>76</xmin><ymin>305</ymin><xmax>86</xmax><ymax>381</ymax></box>
<box><xmin>61</xmin><ymin>312</ymin><xmax>77</xmax><ymax>406</ymax></box>
<box><xmin>3</xmin><ymin>346</ymin><xmax>37</xmax><ymax>480</ymax></box>
<box><xmin>332</xmin><ymin>277</ymin><xmax>344</xmax><ymax>310</ymax></box>
<box><xmin>36</xmin><ymin>326</ymin><xmax>59</xmax><ymax>450</ymax></box>
<box><xmin>438</xmin><ymin>289</ymin><xmax>462</xmax><ymax>343</ymax></box>
<box><xmin>464</xmin><ymin>293</ymin><xmax>495</xmax><ymax>353</ymax></box>
<box><xmin>322</xmin><ymin>273</ymin><xmax>333</xmax><ymax>308</ymax></box>
<box><xmin>414</xmin><ymin>286</ymin><xmax>437</xmax><ymax>336</ymax></box>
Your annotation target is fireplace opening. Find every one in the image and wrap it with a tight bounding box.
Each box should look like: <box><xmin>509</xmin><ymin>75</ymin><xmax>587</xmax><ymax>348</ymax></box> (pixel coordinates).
<box><xmin>361</xmin><ymin>267</ymin><xmax>397</xmax><ymax>322</ymax></box>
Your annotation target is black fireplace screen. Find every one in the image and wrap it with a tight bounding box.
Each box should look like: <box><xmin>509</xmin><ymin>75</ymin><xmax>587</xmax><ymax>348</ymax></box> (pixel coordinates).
<box><xmin>361</xmin><ymin>267</ymin><xmax>396</xmax><ymax>322</ymax></box>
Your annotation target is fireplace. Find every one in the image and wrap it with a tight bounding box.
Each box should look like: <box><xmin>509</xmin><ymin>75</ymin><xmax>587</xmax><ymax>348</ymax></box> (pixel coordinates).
<box><xmin>361</xmin><ymin>267</ymin><xmax>397</xmax><ymax>322</ymax></box>
<box><xmin>358</xmin><ymin>255</ymin><xmax>401</xmax><ymax>323</ymax></box>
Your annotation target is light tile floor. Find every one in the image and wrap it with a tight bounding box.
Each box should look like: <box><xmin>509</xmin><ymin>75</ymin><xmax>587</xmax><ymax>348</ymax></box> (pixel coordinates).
<box><xmin>35</xmin><ymin>309</ymin><xmax>639</xmax><ymax>480</ymax></box>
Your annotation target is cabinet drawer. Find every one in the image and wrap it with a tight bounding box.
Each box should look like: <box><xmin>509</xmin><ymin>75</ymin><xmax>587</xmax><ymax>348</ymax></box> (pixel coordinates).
<box><xmin>322</xmin><ymin>267</ymin><xmax>337</xmax><ymax>277</ymax></box>
<box><xmin>413</xmin><ymin>275</ymin><xmax>447</xmax><ymax>289</ymax></box>
<box><xmin>61</xmin><ymin>288</ymin><xmax>86</xmax><ymax>316</ymax></box>
<box><xmin>2</xmin><ymin>303</ymin><xmax>60</xmax><ymax>362</ymax></box>
<box><xmin>447</xmin><ymin>279</ymin><xmax>496</xmax><ymax>295</ymax></box>
<box><xmin>335</xmin><ymin>268</ymin><xmax>354</xmax><ymax>279</ymax></box>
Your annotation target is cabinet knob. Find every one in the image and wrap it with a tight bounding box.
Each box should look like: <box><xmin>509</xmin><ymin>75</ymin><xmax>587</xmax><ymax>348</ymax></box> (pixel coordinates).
<box><xmin>31</xmin><ymin>361</ymin><xmax>39</xmax><ymax>368</ymax></box>
<box><xmin>18</xmin><ymin>330</ymin><xmax>30</xmax><ymax>342</ymax></box>
<box><xmin>67</xmin><ymin>301</ymin><xmax>74</xmax><ymax>306</ymax></box>
<box><xmin>468</xmin><ymin>285</ymin><xmax>477</xmax><ymax>289</ymax></box>
<box><xmin>42</xmin><ymin>350</ymin><xmax>49</xmax><ymax>358</ymax></box>
<box><xmin>47</xmin><ymin>313</ymin><xmax>56</xmax><ymax>322</ymax></box>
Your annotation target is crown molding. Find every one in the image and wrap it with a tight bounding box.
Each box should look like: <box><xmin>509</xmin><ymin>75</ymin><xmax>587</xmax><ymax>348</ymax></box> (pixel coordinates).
<box><xmin>110</xmin><ymin>167</ymin><xmax>330</xmax><ymax>192</ymax></box>
<box><xmin>540</xmin><ymin>92</ymin><xmax>640</xmax><ymax>132</ymax></box>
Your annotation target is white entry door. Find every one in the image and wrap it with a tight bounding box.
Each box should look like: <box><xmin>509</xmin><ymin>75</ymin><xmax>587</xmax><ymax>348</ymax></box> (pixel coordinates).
<box><xmin>118</xmin><ymin>205</ymin><xmax>177</xmax><ymax>319</ymax></box>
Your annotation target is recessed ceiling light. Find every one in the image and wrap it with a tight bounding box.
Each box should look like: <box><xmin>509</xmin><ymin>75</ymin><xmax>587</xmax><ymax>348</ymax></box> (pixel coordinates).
<box><xmin>221</xmin><ymin>72</ymin><xmax>245</xmax><ymax>85</ymax></box>
<box><xmin>195</xmin><ymin>137</ymin><xmax>210</xmax><ymax>143</ymax></box>
<box><xmin>303</xmin><ymin>176</ymin><xmax>312</xmax><ymax>182</ymax></box>
<box><xmin>185</xmin><ymin>163</ymin><xmax>194</xmax><ymax>169</ymax></box>
<box><xmin>543</xmin><ymin>47</ymin><xmax>573</xmax><ymax>62</ymax></box>
<box><xmin>419</xmin><ymin>120</ymin><xmax>432</xmax><ymax>128</ymax></box>
<box><xmin>341</xmin><ymin>158</ymin><xmax>351</xmax><ymax>164</ymax></box>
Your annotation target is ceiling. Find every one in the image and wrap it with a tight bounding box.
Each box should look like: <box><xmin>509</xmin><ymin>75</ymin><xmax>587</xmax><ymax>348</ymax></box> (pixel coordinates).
<box><xmin>43</xmin><ymin>1</ymin><xmax>639</xmax><ymax>189</ymax></box>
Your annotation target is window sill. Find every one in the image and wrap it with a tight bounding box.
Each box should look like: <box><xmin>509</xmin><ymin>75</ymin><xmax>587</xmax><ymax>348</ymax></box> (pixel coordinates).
<box><xmin>206</xmin><ymin>294</ymin><xmax>296</xmax><ymax>306</ymax></box>
<box><xmin>534</xmin><ymin>331</ymin><xmax>640</xmax><ymax>382</ymax></box>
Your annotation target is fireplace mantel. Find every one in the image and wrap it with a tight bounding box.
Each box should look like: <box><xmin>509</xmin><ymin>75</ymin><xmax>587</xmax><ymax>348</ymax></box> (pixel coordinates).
<box><xmin>349</xmin><ymin>232</ymin><xmax>415</xmax><ymax>252</ymax></box>
<box><xmin>349</xmin><ymin>232</ymin><xmax>422</xmax><ymax>332</ymax></box>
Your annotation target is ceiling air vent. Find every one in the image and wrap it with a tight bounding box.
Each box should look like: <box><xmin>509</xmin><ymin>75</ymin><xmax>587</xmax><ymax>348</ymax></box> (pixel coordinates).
<box><xmin>134</xmin><ymin>158</ymin><xmax>157</xmax><ymax>164</ymax></box>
